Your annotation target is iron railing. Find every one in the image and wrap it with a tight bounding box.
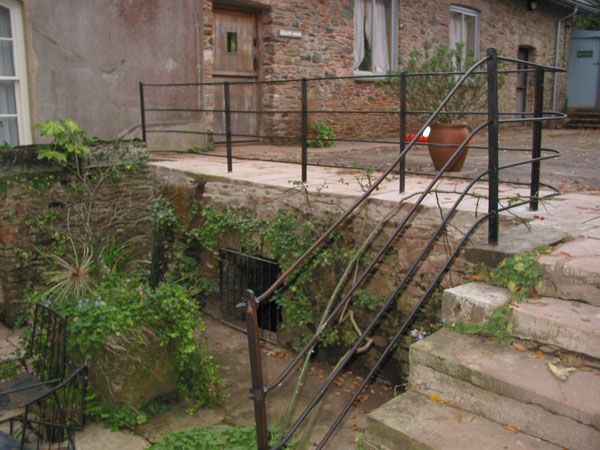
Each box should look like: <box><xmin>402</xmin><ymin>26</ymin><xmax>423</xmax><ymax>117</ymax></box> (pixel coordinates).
<box><xmin>140</xmin><ymin>48</ymin><xmax>566</xmax><ymax>448</ymax></box>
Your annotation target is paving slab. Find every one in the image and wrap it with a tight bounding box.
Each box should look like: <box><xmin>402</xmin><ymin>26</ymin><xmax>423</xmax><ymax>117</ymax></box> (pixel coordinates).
<box><xmin>464</xmin><ymin>225</ymin><xmax>565</xmax><ymax>267</ymax></box>
<box><xmin>75</xmin><ymin>423</ymin><xmax>150</xmax><ymax>450</ymax></box>
<box><xmin>442</xmin><ymin>282</ymin><xmax>600</xmax><ymax>359</ymax></box>
<box><xmin>409</xmin><ymin>329</ymin><xmax>600</xmax><ymax>450</ymax></box>
<box><xmin>365</xmin><ymin>390</ymin><xmax>562</xmax><ymax>450</ymax></box>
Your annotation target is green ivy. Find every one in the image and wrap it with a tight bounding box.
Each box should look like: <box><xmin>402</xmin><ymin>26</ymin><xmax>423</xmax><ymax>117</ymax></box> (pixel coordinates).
<box><xmin>0</xmin><ymin>176</ymin><xmax>14</xmax><ymax>192</ymax></box>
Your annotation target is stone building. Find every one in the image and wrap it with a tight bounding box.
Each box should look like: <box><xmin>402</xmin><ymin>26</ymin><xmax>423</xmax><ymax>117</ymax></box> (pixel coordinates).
<box><xmin>1</xmin><ymin>0</ymin><xmax>598</xmax><ymax>146</ymax></box>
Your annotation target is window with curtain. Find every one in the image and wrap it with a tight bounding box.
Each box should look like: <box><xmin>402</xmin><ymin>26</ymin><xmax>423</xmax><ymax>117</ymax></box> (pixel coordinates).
<box><xmin>354</xmin><ymin>0</ymin><xmax>397</xmax><ymax>74</ymax></box>
<box><xmin>449</xmin><ymin>5</ymin><xmax>480</xmax><ymax>61</ymax></box>
<box><xmin>0</xmin><ymin>1</ymin><xmax>30</xmax><ymax>147</ymax></box>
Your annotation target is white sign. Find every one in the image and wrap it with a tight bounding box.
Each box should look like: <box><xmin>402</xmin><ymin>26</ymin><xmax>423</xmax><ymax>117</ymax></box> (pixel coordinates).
<box><xmin>279</xmin><ymin>29</ymin><xmax>302</xmax><ymax>38</ymax></box>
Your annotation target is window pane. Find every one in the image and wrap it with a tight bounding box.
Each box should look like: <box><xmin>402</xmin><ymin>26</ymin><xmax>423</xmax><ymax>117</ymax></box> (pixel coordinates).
<box><xmin>0</xmin><ymin>116</ymin><xmax>18</xmax><ymax>146</ymax></box>
<box><xmin>0</xmin><ymin>80</ymin><xmax>17</xmax><ymax>114</ymax></box>
<box><xmin>0</xmin><ymin>40</ymin><xmax>15</xmax><ymax>76</ymax></box>
<box><xmin>465</xmin><ymin>15</ymin><xmax>476</xmax><ymax>55</ymax></box>
<box><xmin>0</xmin><ymin>6</ymin><xmax>11</xmax><ymax>39</ymax></box>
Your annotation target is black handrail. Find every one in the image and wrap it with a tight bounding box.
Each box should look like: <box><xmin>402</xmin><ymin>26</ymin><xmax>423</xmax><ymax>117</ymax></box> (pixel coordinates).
<box><xmin>139</xmin><ymin>48</ymin><xmax>565</xmax><ymax>449</ymax></box>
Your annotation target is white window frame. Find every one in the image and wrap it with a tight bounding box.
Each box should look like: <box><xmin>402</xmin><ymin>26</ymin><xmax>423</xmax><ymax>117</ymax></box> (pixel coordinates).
<box><xmin>449</xmin><ymin>5</ymin><xmax>480</xmax><ymax>59</ymax></box>
<box><xmin>0</xmin><ymin>0</ymin><xmax>31</xmax><ymax>146</ymax></box>
<box><xmin>353</xmin><ymin>0</ymin><xmax>398</xmax><ymax>76</ymax></box>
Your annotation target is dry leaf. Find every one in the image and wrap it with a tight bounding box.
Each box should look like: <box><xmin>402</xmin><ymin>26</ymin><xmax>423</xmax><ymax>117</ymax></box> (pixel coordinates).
<box><xmin>481</xmin><ymin>349</ymin><xmax>491</xmax><ymax>354</ymax></box>
<box><xmin>503</xmin><ymin>425</ymin><xmax>520</xmax><ymax>433</ymax></box>
<box><xmin>535</xmin><ymin>350</ymin><xmax>547</xmax><ymax>360</ymax></box>
<box><xmin>512</xmin><ymin>343</ymin><xmax>527</xmax><ymax>352</ymax></box>
<box><xmin>546</xmin><ymin>362</ymin><xmax>577</xmax><ymax>381</ymax></box>
<box><xmin>428</xmin><ymin>395</ymin><xmax>444</xmax><ymax>403</ymax></box>
<box><xmin>577</xmin><ymin>367</ymin><xmax>593</xmax><ymax>372</ymax></box>
<box><xmin>455</xmin><ymin>413</ymin><xmax>462</xmax><ymax>423</ymax></box>
<box><xmin>510</xmin><ymin>301</ymin><xmax>520</xmax><ymax>308</ymax></box>
<box><xmin>469</xmin><ymin>416</ymin><xmax>475</xmax><ymax>422</ymax></box>
<box><xmin>471</xmin><ymin>274</ymin><xmax>483</xmax><ymax>280</ymax></box>
<box><xmin>446</xmin><ymin>403</ymin><xmax>461</xmax><ymax>410</ymax></box>
<box><xmin>581</xmin><ymin>318</ymin><xmax>591</xmax><ymax>322</ymax></box>
<box><xmin>560</xmin><ymin>251</ymin><xmax>572</xmax><ymax>257</ymax></box>
<box><xmin>532</xmin><ymin>301</ymin><xmax>549</xmax><ymax>307</ymax></box>
<box><xmin>528</xmin><ymin>355</ymin><xmax>539</xmax><ymax>359</ymax></box>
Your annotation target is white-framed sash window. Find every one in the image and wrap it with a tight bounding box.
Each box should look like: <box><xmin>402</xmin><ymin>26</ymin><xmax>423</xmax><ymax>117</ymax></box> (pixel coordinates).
<box><xmin>354</xmin><ymin>0</ymin><xmax>398</xmax><ymax>75</ymax></box>
<box><xmin>449</xmin><ymin>5</ymin><xmax>480</xmax><ymax>60</ymax></box>
<box><xmin>0</xmin><ymin>0</ymin><xmax>30</xmax><ymax>146</ymax></box>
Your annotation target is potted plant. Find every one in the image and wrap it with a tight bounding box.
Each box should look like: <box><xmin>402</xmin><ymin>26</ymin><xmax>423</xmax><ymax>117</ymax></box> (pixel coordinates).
<box><xmin>388</xmin><ymin>42</ymin><xmax>487</xmax><ymax>171</ymax></box>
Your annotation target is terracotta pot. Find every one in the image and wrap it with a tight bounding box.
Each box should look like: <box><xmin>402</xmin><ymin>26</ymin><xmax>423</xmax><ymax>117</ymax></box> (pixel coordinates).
<box><xmin>427</xmin><ymin>123</ymin><xmax>470</xmax><ymax>172</ymax></box>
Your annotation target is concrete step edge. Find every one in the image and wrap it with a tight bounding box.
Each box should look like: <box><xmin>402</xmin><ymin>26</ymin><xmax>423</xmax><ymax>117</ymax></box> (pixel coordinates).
<box><xmin>364</xmin><ymin>390</ymin><xmax>562</xmax><ymax>450</ymax></box>
<box><xmin>442</xmin><ymin>282</ymin><xmax>600</xmax><ymax>359</ymax></box>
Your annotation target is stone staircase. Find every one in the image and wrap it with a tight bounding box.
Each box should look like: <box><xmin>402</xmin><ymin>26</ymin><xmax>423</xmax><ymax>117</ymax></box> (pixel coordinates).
<box><xmin>364</xmin><ymin>230</ymin><xmax>600</xmax><ymax>450</ymax></box>
<box><xmin>565</xmin><ymin>108</ymin><xmax>600</xmax><ymax>130</ymax></box>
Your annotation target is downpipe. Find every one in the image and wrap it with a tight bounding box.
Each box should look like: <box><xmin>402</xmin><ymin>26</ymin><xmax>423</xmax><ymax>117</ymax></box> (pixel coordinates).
<box><xmin>552</xmin><ymin>6</ymin><xmax>578</xmax><ymax>112</ymax></box>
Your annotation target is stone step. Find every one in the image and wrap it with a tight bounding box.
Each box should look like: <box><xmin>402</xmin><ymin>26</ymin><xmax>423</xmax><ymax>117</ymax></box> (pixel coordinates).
<box><xmin>409</xmin><ymin>329</ymin><xmax>600</xmax><ymax>450</ymax></box>
<box><xmin>442</xmin><ymin>282</ymin><xmax>600</xmax><ymax>360</ymax></box>
<box><xmin>364</xmin><ymin>390</ymin><xmax>562</xmax><ymax>450</ymax></box>
<box><xmin>536</xmin><ymin>239</ymin><xmax>600</xmax><ymax>307</ymax></box>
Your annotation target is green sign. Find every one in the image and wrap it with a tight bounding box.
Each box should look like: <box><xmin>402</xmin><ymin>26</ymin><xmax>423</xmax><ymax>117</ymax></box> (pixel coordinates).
<box><xmin>577</xmin><ymin>50</ymin><xmax>593</xmax><ymax>58</ymax></box>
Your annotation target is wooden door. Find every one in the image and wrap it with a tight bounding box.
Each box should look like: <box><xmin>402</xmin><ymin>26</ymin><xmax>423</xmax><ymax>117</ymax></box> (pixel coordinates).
<box><xmin>213</xmin><ymin>8</ymin><xmax>259</xmax><ymax>142</ymax></box>
<box><xmin>515</xmin><ymin>47</ymin><xmax>530</xmax><ymax>118</ymax></box>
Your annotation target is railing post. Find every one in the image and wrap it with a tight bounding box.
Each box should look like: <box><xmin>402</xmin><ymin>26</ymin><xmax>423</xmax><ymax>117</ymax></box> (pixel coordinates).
<box><xmin>399</xmin><ymin>72</ymin><xmax>407</xmax><ymax>193</ymax></box>
<box><xmin>530</xmin><ymin>68</ymin><xmax>544</xmax><ymax>211</ymax></box>
<box><xmin>139</xmin><ymin>82</ymin><xmax>147</xmax><ymax>143</ymax></box>
<box><xmin>301</xmin><ymin>78</ymin><xmax>308</xmax><ymax>183</ymax></box>
<box><xmin>242</xmin><ymin>290</ymin><xmax>269</xmax><ymax>450</ymax></box>
<box><xmin>224</xmin><ymin>81</ymin><xmax>233</xmax><ymax>173</ymax></box>
<box><xmin>487</xmin><ymin>48</ymin><xmax>499</xmax><ymax>246</ymax></box>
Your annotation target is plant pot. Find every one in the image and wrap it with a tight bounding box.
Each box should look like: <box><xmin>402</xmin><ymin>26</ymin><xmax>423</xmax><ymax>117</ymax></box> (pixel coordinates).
<box><xmin>427</xmin><ymin>123</ymin><xmax>470</xmax><ymax>172</ymax></box>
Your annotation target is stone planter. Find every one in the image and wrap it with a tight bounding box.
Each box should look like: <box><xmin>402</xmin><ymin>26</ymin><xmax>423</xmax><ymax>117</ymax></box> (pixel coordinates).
<box><xmin>87</xmin><ymin>328</ymin><xmax>177</xmax><ymax>409</ymax></box>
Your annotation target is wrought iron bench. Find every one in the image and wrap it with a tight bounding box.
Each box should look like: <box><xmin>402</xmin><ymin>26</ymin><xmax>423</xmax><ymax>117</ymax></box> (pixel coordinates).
<box><xmin>7</xmin><ymin>364</ymin><xmax>88</xmax><ymax>450</ymax></box>
<box><xmin>0</xmin><ymin>304</ymin><xmax>67</xmax><ymax>421</ymax></box>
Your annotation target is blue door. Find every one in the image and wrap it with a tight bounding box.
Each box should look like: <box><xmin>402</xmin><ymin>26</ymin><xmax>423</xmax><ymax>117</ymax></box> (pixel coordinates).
<box><xmin>567</xmin><ymin>30</ymin><xmax>600</xmax><ymax>108</ymax></box>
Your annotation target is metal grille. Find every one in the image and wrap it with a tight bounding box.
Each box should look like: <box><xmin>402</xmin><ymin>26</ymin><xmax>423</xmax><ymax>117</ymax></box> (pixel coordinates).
<box><xmin>219</xmin><ymin>248</ymin><xmax>281</xmax><ymax>342</ymax></box>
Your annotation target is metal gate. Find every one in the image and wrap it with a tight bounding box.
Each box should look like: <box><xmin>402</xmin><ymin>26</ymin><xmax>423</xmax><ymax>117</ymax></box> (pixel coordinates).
<box><xmin>219</xmin><ymin>248</ymin><xmax>281</xmax><ymax>342</ymax></box>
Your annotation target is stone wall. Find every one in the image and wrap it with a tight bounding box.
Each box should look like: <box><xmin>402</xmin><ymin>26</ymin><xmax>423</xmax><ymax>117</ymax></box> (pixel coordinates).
<box><xmin>152</xmin><ymin>164</ymin><xmax>513</xmax><ymax>377</ymax></box>
<box><xmin>0</xmin><ymin>143</ymin><xmax>154</xmax><ymax>325</ymax></box>
<box><xmin>199</xmin><ymin>0</ymin><xmax>573</xmax><ymax>143</ymax></box>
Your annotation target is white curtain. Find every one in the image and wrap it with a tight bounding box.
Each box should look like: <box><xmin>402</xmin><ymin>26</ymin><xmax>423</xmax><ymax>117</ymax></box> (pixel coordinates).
<box><xmin>449</xmin><ymin>12</ymin><xmax>468</xmax><ymax>62</ymax></box>
<box><xmin>368</xmin><ymin>0</ymin><xmax>389</xmax><ymax>73</ymax></box>
<box><xmin>353</xmin><ymin>0</ymin><xmax>366</xmax><ymax>71</ymax></box>
<box><xmin>354</xmin><ymin>0</ymin><xmax>389</xmax><ymax>73</ymax></box>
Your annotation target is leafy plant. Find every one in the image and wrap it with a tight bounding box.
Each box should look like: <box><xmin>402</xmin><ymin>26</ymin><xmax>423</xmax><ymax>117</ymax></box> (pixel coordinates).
<box><xmin>35</xmin><ymin>119</ymin><xmax>97</xmax><ymax>165</ymax></box>
<box><xmin>149</xmin><ymin>424</ymin><xmax>300</xmax><ymax>450</ymax></box>
<box><xmin>384</xmin><ymin>42</ymin><xmax>486</xmax><ymax>124</ymax></box>
<box><xmin>42</xmin><ymin>239</ymin><xmax>94</xmax><ymax>300</ymax></box>
<box><xmin>187</xmin><ymin>142</ymin><xmax>216</xmax><ymax>153</ymax></box>
<box><xmin>489</xmin><ymin>247</ymin><xmax>548</xmax><ymax>301</ymax></box>
<box><xmin>86</xmin><ymin>395</ymin><xmax>171</xmax><ymax>431</ymax></box>
<box><xmin>307</xmin><ymin>123</ymin><xmax>336</xmax><ymax>148</ymax></box>
<box><xmin>24</xmin><ymin>272</ymin><xmax>222</xmax><ymax>413</ymax></box>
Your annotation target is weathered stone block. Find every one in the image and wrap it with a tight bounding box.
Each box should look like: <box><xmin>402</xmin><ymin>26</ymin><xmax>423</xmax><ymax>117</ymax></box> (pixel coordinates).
<box><xmin>88</xmin><ymin>328</ymin><xmax>178</xmax><ymax>409</ymax></box>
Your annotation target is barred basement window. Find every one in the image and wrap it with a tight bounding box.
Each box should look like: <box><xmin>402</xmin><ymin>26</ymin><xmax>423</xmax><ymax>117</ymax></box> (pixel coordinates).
<box><xmin>219</xmin><ymin>248</ymin><xmax>281</xmax><ymax>343</ymax></box>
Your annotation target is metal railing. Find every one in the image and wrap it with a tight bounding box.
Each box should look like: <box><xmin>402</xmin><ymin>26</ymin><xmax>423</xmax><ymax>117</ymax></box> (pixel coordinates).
<box><xmin>140</xmin><ymin>48</ymin><xmax>565</xmax><ymax>448</ymax></box>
